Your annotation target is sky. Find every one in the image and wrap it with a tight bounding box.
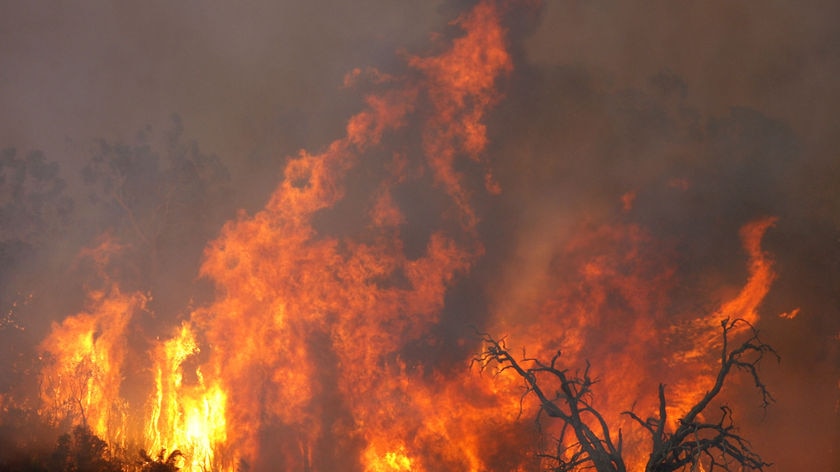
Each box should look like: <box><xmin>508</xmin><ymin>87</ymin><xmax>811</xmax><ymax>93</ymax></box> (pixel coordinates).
<box><xmin>1</xmin><ymin>0</ymin><xmax>838</xmax><ymax>469</ymax></box>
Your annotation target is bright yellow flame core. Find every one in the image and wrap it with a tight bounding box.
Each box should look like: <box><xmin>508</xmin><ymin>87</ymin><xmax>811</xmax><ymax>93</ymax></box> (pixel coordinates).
<box><xmin>38</xmin><ymin>286</ymin><xmax>140</xmax><ymax>447</ymax></box>
<box><xmin>364</xmin><ymin>444</ymin><xmax>414</xmax><ymax>472</ymax></box>
<box><xmin>146</xmin><ymin>323</ymin><xmax>228</xmax><ymax>471</ymax></box>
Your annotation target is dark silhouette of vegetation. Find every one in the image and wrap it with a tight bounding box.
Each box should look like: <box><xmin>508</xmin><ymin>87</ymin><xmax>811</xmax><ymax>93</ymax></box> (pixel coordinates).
<box><xmin>81</xmin><ymin>115</ymin><xmax>231</xmax><ymax>261</ymax></box>
<box><xmin>0</xmin><ymin>403</ymin><xmax>55</xmax><ymax>471</ymax></box>
<box><xmin>474</xmin><ymin>318</ymin><xmax>777</xmax><ymax>472</ymax></box>
<box><xmin>79</xmin><ymin>115</ymin><xmax>234</xmax><ymax>317</ymax></box>
<box><xmin>0</xmin><ymin>147</ymin><xmax>74</xmax><ymax>247</ymax></box>
<box><xmin>138</xmin><ymin>448</ymin><xmax>183</xmax><ymax>472</ymax></box>
<box><xmin>0</xmin><ymin>148</ymin><xmax>75</xmax><ymax>471</ymax></box>
<box><xmin>48</xmin><ymin>425</ymin><xmax>123</xmax><ymax>472</ymax></box>
<box><xmin>0</xmin><ymin>119</ymin><xmax>226</xmax><ymax>472</ymax></box>
<box><xmin>0</xmin><ymin>146</ymin><xmax>73</xmax><ymax>321</ymax></box>
<box><xmin>0</xmin><ymin>417</ymin><xmax>189</xmax><ymax>472</ymax></box>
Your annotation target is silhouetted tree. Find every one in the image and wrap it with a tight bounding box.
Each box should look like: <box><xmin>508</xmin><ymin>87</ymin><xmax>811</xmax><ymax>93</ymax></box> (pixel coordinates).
<box><xmin>48</xmin><ymin>425</ymin><xmax>123</xmax><ymax>472</ymax></box>
<box><xmin>0</xmin><ymin>148</ymin><xmax>75</xmax><ymax>441</ymax></box>
<box><xmin>0</xmin><ymin>148</ymin><xmax>74</xmax><ymax>247</ymax></box>
<box><xmin>474</xmin><ymin>318</ymin><xmax>777</xmax><ymax>472</ymax></box>
<box><xmin>81</xmin><ymin>115</ymin><xmax>231</xmax><ymax>257</ymax></box>
<box><xmin>0</xmin><ymin>403</ymin><xmax>53</xmax><ymax>471</ymax></box>
<box><xmin>0</xmin><ymin>120</ymin><xmax>232</xmax><ymax>470</ymax></box>
<box><xmin>80</xmin><ymin>115</ymin><xmax>232</xmax><ymax>304</ymax></box>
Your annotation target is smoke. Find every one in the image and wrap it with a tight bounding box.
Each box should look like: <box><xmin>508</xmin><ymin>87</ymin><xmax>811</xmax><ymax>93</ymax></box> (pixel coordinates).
<box><xmin>477</xmin><ymin>1</ymin><xmax>840</xmax><ymax>469</ymax></box>
<box><xmin>1</xmin><ymin>0</ymin><xmax>838</xmax><ymax>470</ymax></box>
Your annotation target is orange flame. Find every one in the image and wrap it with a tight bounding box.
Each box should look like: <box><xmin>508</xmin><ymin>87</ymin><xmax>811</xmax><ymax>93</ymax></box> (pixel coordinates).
<box><xmin>33</xmin><ymin>2</ymin><xmax>787</xmax><ymax>471</ymax></box>
<box><xmin>151</xmin><ymin>1</ymin><xmax>513</xmax><ymax>468</ymax></box>
<box><xmin>484</xmin><ymin>216</ymin><xmax>779</xmax><ymax>468</ymax></box>
<box><xmin>145</xmin><ymin>322</ymin><xmax>228</xmax><ymax>471</ymax></box>
<box><xmin>39</xmin><ymin>285</ymin><xmax>145</xmax><ymax>447</ymax></box>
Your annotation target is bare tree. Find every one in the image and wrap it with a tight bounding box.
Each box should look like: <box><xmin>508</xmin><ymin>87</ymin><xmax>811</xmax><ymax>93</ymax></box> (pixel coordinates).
<box><xmin>474</xmin><ymin>335</ymin><xmax>626</xmax><ymax>471</ymax></box>
<box><xmin>627</xmin><ymin>319</ymin><xmax>777</xmax><ymax>472</ymax></box>
<box><xmin>474</xmin><ymin>318</ymin><xmax>777</xmax><ymax>472</ymax></box>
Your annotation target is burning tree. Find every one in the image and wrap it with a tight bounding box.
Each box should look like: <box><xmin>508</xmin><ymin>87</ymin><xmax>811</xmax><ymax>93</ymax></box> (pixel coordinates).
<box><xmin>474</xmin><ymin>318</ymin><xmax>778</xmax><ymax>472</ymax></box>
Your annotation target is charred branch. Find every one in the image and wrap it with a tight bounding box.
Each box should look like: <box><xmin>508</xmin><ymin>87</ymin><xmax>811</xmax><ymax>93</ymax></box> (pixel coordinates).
<box><xmin>473</xmin><ymin>331</ymin><xmax>626</xmax><ymax>472</ymax></box>
<box><xmin>475</xmin><ymin>318</ymin><xmax>776</xmax><ymax>472</ymax></box>
<box><xmin>624</xmin><ymin>318</ymin><xmax>777</xmax><ymax>472</ymax></box>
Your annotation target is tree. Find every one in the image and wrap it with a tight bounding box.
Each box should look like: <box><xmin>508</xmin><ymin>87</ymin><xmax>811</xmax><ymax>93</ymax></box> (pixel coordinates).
<box><xmin>80</xmin><ymin>115</ymin><xmax>232</xmax><ymax>297</ymax></box>
<box><xmin>473</xmin><ymin>318</ymin><xmax>777</xmax><ymax>472</ymax></box>
<box><xmin>0</xmin><ymin>146</ymin><xmax>74</xmax><ymax>323</ymax></box>
<box><xmin>48</xmin><ymin>425</ymin><xmax>123</xmax><ymax>472</ymax></box>
<box><xmin>0</xmin><ymin>401</ymin><xmax>54</xmax><ymax>472</ymax></box>
<box><xmin>0</xmin><ymin>147</ymin><xmax>74</xmax><ymax>247</ymax></box>
<box><xmin>0</xmin><ymin>147</ymin><xmax>75</xmax><ymax>433</ymax></box>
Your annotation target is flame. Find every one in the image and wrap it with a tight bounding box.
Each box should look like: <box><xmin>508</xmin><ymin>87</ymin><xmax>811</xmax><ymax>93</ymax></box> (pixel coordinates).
<box><xmin>715</xmin><ymin>217</ymin><xmax>777</xmax><ymax>326</ymax></box>
<box><xmin>485</xmin><ymin>216</ymin><xmax>779</xmax><ymax>468</ymax></box>
<box><xmin>408</xmin><ymin>0</ymin><xmax>512</xmax><ymax>223</ymax></box>
<box><xmin>145</xmin><ymin>322</ymin><xmax>227</xmax><ymax>471</ymax></box>
<box><xmin>363</xmin><ymin>443</ymin><xmax>413</xmax><ymax>472</ymax></box>
<box><xmin>31</xmin><ymin>1</ymin><xmax>788</xmax><ymax>471</ymax></box>
<box><xmin>621</xmin><ymin>191</ymin><xmax>636</xmax><ymax>211</ymax></box>
<box><xmin>778</xmin><ymin>307</ymin><xmax>800</xmax><ymax>319</ymax></box>
<box><xmin>39</xmin><ymin>285</ymin><xmax>145</xmax><ymax>447</ymax></box>
<box><xmin>147</xmin><ymin>1</ymin><xmax>513</xmax><ymax>469</ymax></box>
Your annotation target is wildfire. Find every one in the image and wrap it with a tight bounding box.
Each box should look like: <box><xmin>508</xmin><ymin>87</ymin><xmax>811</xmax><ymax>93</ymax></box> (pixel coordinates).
<box><xmin>483</xmin><ymin>215</ymin><xmax>780</xmax><ymax>469</ymax></box>
<box><xmin>145</xmin><ymin>323</ymin><xmax>227</xmax><ymax>471</ymax></box>
<box><xmin>39</xmin><ymin>284</ymin><xmax>144</xmax><ymax>448</ymax></box>
<box><xmin>363</xmin><ymin>444</ymin><xmax>413</xmax><ymax>472</ymax></box>
<box><xmin>29</xmin><ymin>1</ymin><xmax>791</xmax><ymax>471</ymax></box>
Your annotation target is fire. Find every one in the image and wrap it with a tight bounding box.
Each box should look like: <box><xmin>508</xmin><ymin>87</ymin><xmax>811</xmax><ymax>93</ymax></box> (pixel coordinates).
<box><xmin>28</xmin><ymin>1</ymin><xmax>790</xmax><ymax>471</ymax></box>
<box><xmin>39</xmin><ymin>284</ymin><xmax>144</xmax><ymax>447</ymax></box>
<box><xmin>483</xmin><ymin>216</ymin><xmax>779</xmax><ymax>469</ymax></box>
<box><xmin>716</xmin><ymin>217</ymin><xmax>777</xmax><ymax>326</ymax></box>
<box><xmin>363</xmin><ymin>443</ymin><xmax>413</xmax><ymax>472</ymax></box>
<box><xmin>143</xmin><ymin>0</ymin><xmax>511</xmax><ymax>469</ymax></box>
<box><xmin>145</xmin><ymin>323</ymin><xmax>227</xmax><ymax>471</ymax></box>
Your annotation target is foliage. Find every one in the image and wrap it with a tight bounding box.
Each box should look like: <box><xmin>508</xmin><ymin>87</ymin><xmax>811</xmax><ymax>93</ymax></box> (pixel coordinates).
<box><xmin>0</xmin><ymin>118</ymin><xmax>229</xmax><ymax>470</ymax></box>
<box><xmin>48</xmin><ymin>425</ymin><xmax>123</xmax><ymax>472</ymax></box>
<box><xmin>0</xmin><ymin>148</ymin><xmax>74</xmax><ymax>412</ymax></box>
<box><xmin>0</xmin><ymin>403</ymin><xmax>52</xmax><ymax>471</ymax></box>
<box><xmin>0</xmin><ymin>146</ymin><xmax>74</xmax><ymax>307</ymax></box>
<box><xmin>81</xmin><ymin>115</ymin><xmax>231</xmax><ymax>256</ymax></box>
<box><xmin>0</xmin><ymin>147</ymin><xmax>74</xmax><ymax>245</ymax></box>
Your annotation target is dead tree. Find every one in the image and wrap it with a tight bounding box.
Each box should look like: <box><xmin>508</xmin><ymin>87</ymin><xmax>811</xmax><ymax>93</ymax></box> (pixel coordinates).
<box><xmin>625</xmin><ymin>318</ymin><xmax>777</xmax><ymax>472</ymax></box>
<box><xmin>473</xmin><ymin>335</ymin><xmax>626</xmax><ymax>472</ymax></box>
<box><xmin>474</xmin><ymin>318</ymin><xmax>777</xmax><ymax>472</ymax></box>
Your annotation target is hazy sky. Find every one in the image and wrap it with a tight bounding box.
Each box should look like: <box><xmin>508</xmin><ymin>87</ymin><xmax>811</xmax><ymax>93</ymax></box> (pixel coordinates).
<box><xmin>2</xmin><ymin>1</ymin><xmax>837</xmax><ymax>190</ymax></box>
<box><xmin>1</xmin><ymin>1</ymin><xmax>445</xmax><ymax>175</ymax></box>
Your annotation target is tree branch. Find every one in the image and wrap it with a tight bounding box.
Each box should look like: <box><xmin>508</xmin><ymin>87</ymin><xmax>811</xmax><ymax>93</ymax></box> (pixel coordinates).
<box><xmin>473</xmin><ymin>331</ymin><xmax>626</xmax><ymax>472</ymax></box>
<box><xmin>632</xmin><ymin>318</ymin><xmax>776</xmax><ymax>472</ymax></box>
